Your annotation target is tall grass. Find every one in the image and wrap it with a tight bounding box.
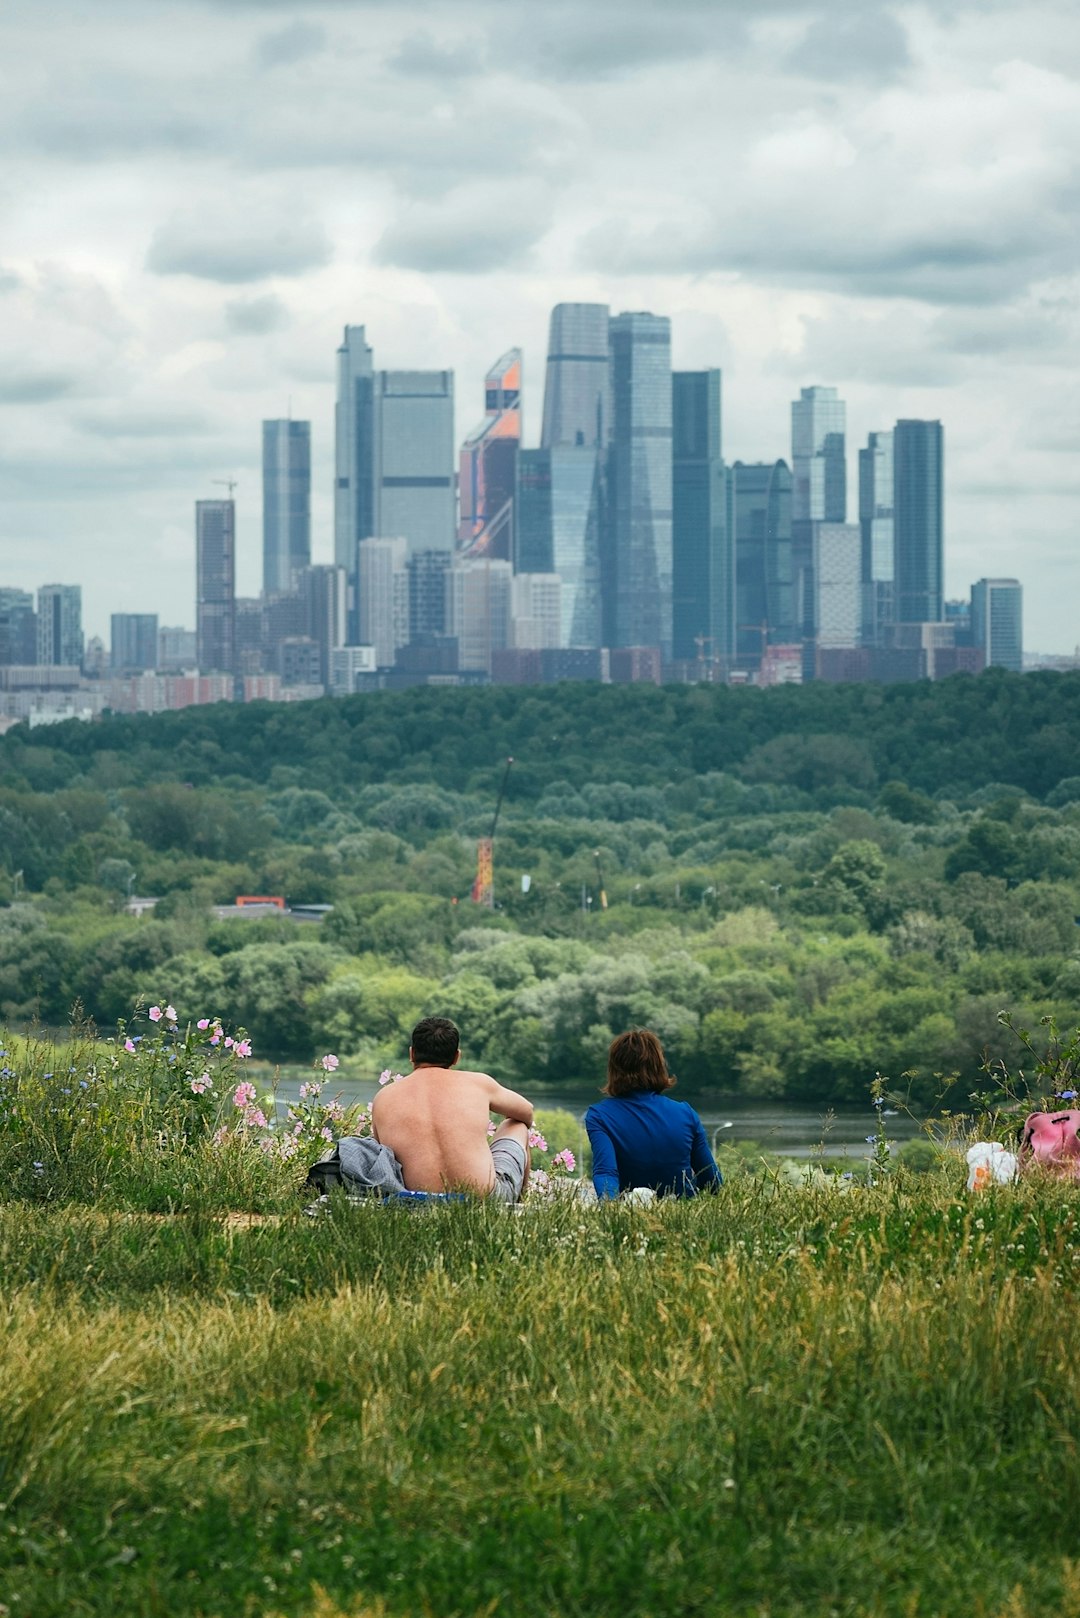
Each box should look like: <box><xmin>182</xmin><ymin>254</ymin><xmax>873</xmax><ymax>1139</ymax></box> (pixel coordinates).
<box><xmin>2</xmin><ymin>1185</ymin><xmax>1080</xmax><ymax>1617</ymax></box>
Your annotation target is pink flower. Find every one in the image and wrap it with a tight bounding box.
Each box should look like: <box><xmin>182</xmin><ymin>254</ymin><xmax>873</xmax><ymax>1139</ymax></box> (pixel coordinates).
<box><xmin>486</xmin><ymin>1120</ymin><xmax>497</xmax><ymax>1138</ymax></box>
<box><xmin>210</xmin><ymin>1032</ymin><xmax>221</xmax><ymax>1047</ymax></box>
<box><xmin>212</xmin><ymin>1126</ymin><xmax>229</xmax><ymax>1146</ymax></box>
<box><xmin>233</xmin><ymin>1081</ymin><xmax>256</xmax><ymax>1108</ymax></box>
<box><xmin>165</xmin><ymin>1005</ymin><xmax>177</xmax><ymax>1023</ymax></box>
<box><xmin>148</xmin><ymin>1006</ymin><xmax>163</xmax><ymax>1023</ymax></box>
<box><xmin>552</xmin><ymin>1149</ymin><xmax>576</xmax><ymax>1173</ymax></box>
<box><xmin>299</xmin><ymin>1081</ymin><xmax>320</xmax><ymax>1100</ymax></box>
<box><xmin>190</xmin><ymin>1073</ymin><xmax>212</xmax><ymax>1096</ymax></box>
<box><xmin>378</xmin><ymin>1069</ymin><xmax>394</xmax><ymax>1086</ymax></box>
<box><xmin>321</xmin><ymin>1054</ymin><xmax>340</xmax><ymax>1072</ymax></box>
<box><xmin>197</xmin><ymin>1018</ymin><xmax>211</xmax><ymax>1031</ymax></box>
<box><xmin>124</xmin><ymin>1038</ymin><xmax>136</xmax><ymax>1054</ymax></box>
<box><xmin>320</xmin><ymin>1126</ymin><xmax>334</xmax><ymax>1142</ymax></box>
<box><xmin>234</xmin><ymin>1039</ymin><xmax>252</xmax><ymax>1059</ymax></box>
<box><xmin>528</xmin><ymin>1130</ymin><xmax>548</xmax><ymax>1153</ymax></box>
<box><xmin>224</xmin><ymin>1036</ymin><xmax>235</xmax><ymax>1050</ymax></box>
<box><xmin>246</xmin><ymin>1108</ymin><xmax>267</xmax><ymax>1129</ymax></box>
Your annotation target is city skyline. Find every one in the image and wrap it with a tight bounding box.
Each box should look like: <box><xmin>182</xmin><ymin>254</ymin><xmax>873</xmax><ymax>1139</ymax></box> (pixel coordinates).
<box><xmin>1</xmin><ymin>0</ymin><xmax>1077</xmax><ymax>649</ymax></box>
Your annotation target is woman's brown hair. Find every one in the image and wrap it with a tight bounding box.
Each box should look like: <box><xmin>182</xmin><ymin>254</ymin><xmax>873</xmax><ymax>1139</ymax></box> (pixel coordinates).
<box><xmin>602</xmin><ymin>1028</ymin><xmax>676</xmax><ymax>1097</ymax></box>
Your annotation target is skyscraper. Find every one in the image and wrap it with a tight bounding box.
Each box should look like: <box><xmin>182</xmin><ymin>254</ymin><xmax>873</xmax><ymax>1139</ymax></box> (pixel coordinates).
<box><xmin>375</xmin><ymin>370</ymin><xmax>455</xmax><ymax>554</ymax></box>
<box><xmin>510</xmin><ymin>573</ymin><xmax>562</xmax><ymax>650</ymax></box>
<box><xmin>971</xmin><ymin>578</ymin><xmax>1022</xmax><ymax>672</ymax></box>
<box><xmin>0</xmin><ymin>589</ymin><xmax>36</xmax><ymax>665</ymax></box>
<box><xmin>110</xmin><ymin>613</ymin><xmax>159</xmax><ymax>672</ymax></box>
<box><xmin>262</xmin><ymin>419</ymin><xmax>311</xmax><ymax>596</ymax></box>
<box><xmin>813</xmin><ymin>524</ymin><xmax>862</xmax><ymax>654</ymax></box>
<box><xmin>606</xmin><ymin>311</ymin><xmax>673</xmax><ymax>657</ymax></box>
<box><xmin>358</xmin><ymin>537</ymin><xmax>409</xmax><ymax>668</ymax></box>
<box><xmin>300</xmin><ymin>564</ymin><xmax>347</xmax><ymax>687</ymax></box>
<box><xmin>728</xmin><ymin>461</ymin><xmax>794</xmax><ymax>667</ymax></box>
<box><xmin>408</xmin><ymin>550</ymin><xmax>452</xmax><ymax>642</ymax></box>
<box><xmin>792</xmin><ymin>386</ymin><xmax>846</xmax><ymax>523</ymax></box>
<box><xmin>37</xmin><ymin>584</ymin><xmax>83</xmax><ymax>667</ymax></box>
<box><xmin>514</xmin><ymin>449</ymin><xmax>602</xmax><ymax>648</ymax></box>
<box><xmin>449</xmin><ymin>559</ymin><xmax>513</xmax><ymax>673</ymax></box>
<box><xmin>459</xmin><ymin>350</ymin><xmax>521</xmax><ymax>562</ymax></box>
<box><xmin>541</xmin><ymin>303</ymin><xmax>611</xmax><ymax>450</ymax></box>
<box><xmin>672</xmin><ymin>370</ymin><xmax>731</xmax><ymax>667</ymax></box>
<box><xmin>334</xmin><ymin>325</ymin><xmax>375</xmax><ymax>589</ymax></box>
<box><xmin>196</xmin><ymin>500</ymin><xmax>236</xmax><ymax>674</ymax></box>
<box><xmin>858</xmin><ymin>430</ymin><xmax>894</xmax><ymax>644</ymax></box>
<box><xmin>893</xmin><ymin>420</ymin><xmax>944</xmax><ymax>624</ymax></box>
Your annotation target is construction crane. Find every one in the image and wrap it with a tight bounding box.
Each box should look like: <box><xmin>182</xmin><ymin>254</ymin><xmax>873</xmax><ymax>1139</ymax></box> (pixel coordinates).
<box><xmin>471</xmin><ymin>756</ymin><xmax>514</xmax><ymax>908</ymax></box>
<box><xmin>213</xmin><ymin>479</ymin><xmax>239</xmax><ymax>498</ymax></box>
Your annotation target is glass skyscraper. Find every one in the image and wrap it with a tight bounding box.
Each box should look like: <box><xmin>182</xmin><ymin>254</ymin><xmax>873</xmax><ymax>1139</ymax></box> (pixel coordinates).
<box><xmin>36</xmin><ymin>584</ymin><xmax>83</xmax><ymax>667</ymax></box>
<box><xmin>262</xmin><ymin>419</ymin><xmax>311</xmax><ymax>597</ymax></box>
<box><xmin>541</xmin><ymin>303</ymin><xmax>611</xmax><ymax>450</ymax></box>
<box><xmin>672</xmin><ymin>370</ymin><xmax>731</xmax><ymax>666</ymax></box>
<box><xmin>459</xmin><ymin>350</ymin><xmax>521</xmax><ymax>562</ymax></box>
<box><xmin>334</xmin><ymin>325</ymin><xmax>375</xmax><ymax>591</ymax></box>
<box><xmin>894</xmin><ymin>420</ymin><xmax>944</xmax><ymax>624</ymax></box>
<box><xmin>606</xmin><ymin>311</ymin><xmax>673</xmax><ymax>657</ymax></box>
<box><xmin>858</xmin><ymin>430</ymin><xmax>894</xmax><ymax>644</ymax></box>
<box><xmin>971</xmin><ymin>577</ymin><xmax>1022</xmax><ymax>672</ymax></box>
<box><xmin>728</xmin><ymin>461</ymin><xmax>794</xmax><ymax>667</ymax></box>
<box><xmin>110</xmin><ymin>613</ymin><xmax>159</xmax><ymax>672</ymax></box>
<box><xmin>196</xmin><ymin>500</ymin><xmax>236</xmax><ymax>674</ymax></box>
<box><xmin>515</xmin><ymin>448</ymin><xmax>602</xmax><ymax>647</ymax></box>
<box><xmin>792</xmin><ymin>386</ymin><xmax>846</xmax><ymax>523</ymax></box>
<box><xmin>0</xmin><ymin>589</ymin><xmax>36</xmax><ymax>665</ymax></box>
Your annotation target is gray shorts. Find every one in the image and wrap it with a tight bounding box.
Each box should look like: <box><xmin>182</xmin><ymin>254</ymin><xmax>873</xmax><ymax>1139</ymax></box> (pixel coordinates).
<box><xmin>489</xmin><ymin>1138</ymin><xmax>528</xmax><ymax>1203</ymax></box>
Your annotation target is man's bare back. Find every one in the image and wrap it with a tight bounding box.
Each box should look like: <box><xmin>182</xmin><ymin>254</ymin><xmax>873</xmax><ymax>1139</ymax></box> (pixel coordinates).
<box><xmin>372</xmin><ymin>1062</ymin><xmax>534</xmax><ymax>1196</ymax></box>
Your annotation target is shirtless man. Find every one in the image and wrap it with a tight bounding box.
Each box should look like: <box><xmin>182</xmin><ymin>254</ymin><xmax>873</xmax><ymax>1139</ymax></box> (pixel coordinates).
<box><xmin>370</xmin><ymin>1015</ymin><xmax>534</xmax><ymax>1201</ymax></box>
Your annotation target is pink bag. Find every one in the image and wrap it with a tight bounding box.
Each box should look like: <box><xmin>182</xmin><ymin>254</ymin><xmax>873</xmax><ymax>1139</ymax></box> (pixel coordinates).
<box><xmin>1018</xmin><ymin>1111</ymin><xmax>1080</xmax><ymax>1179</ymax></box>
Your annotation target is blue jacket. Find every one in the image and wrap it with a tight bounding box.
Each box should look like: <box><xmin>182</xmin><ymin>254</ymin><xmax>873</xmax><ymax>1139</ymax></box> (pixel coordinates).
<box><xmin>584</xmin><ymin>1091</ymin><xmax>723</xmax><ymax>1201</ymax></box>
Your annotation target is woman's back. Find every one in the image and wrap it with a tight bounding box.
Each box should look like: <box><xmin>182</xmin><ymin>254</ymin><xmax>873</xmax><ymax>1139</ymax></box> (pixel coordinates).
<box><xmin>585</xmin><ymin>1090</ymin><xmax>721</xmax><ymax>1199</ymax></box>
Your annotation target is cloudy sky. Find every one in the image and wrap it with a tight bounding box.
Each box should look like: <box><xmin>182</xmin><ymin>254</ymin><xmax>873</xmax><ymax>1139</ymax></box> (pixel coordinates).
<box><xmin>2</xmin><ymin>0</ymin><xmax>1079</xmax><ymax>650</ymax></box>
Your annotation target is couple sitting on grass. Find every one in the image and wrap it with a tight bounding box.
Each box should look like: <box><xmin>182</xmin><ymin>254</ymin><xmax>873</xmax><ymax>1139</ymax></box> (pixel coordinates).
<box><xmin>363</xmin><ymin>1015</ymin><xmax>722</xmax><ymax>1203</ymax></box>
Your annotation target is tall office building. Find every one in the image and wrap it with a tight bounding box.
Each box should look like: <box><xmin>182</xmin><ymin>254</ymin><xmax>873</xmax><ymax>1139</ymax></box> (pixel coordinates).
<box><xmin>358</xmin><ymin>537</ymin><xmax>409</xmax><ymax>668</ymax></box>
<box><xmin>37</xmin><ymin>584</ymin><xmax>83</xmax><ymax>667</ymax></box>
<box><xmin>510</xmin><ymin>573</ymin><xmax>562</xmax><ymax>650</ymax></box>
<box><xmin>459</xmin><ymin>350</ymin><xmax>521</xmax><ymax>561</ymax></box>
<box><xmin>300</xmin><ymin>564</ymin><xmax>347</xmax><ymax>687</ymax></box>
<box><xmin>515</xmin><ymin>449</ymin><xmax>602</xmax><ymax>648</ymax></box>
<box><xmin>0</xmin><ymin>589</ymin><xmax>36</xmax><ymax>665</ymax></box>
<box><xmin>606</xmin><ymin>311</ymin><xmax>673</xmax><ymax>657</ymax></box>
<box><xmin>158</xmin><ymin>626</ymin><xmax>197</xmax><ymax>670</ymax></box>
<box><xmin>541</xmin><ymin>303</ymin><xmax>611</xmax><ymax>450</ymax></box>
<box><xmin>334</xmin><ymin>326</ymin><xmax>454</xmax><ymax>639</ymax></box>
<box><xmin>672</xmin><ymin>370</ymin><xmax>731</xmax><ymax>667</ymax></box>
<box><xmin>858</xmin><ymin>430</ymin><xmax>894</xmax><ymax>644</ymax></box>
<box><xmin>334</xmin><ymin>325</ymin><xmax>375</xmax><ymax>593</ymax></box>
<box><xmin>407</xmin><ymin>549</ymin><xmax>451</xmax><ymax>642</ymax></box>
<box><xmin>971</xmin><ymin>578</ymin><xmax>1022</xmax><ymax>672</ymax></box>
<box><xmin>196</xmin><ymin>500</ymin><xmax>236</xmax><ymax>674</ymax></box>
<box><xmin>110</xmin><ymin>613</ymin><xmax>159</xmax><ymax>672</ymax></box>
<box><xmin>262</xmin><ymin>419</ymin><xmax>311</xmax><ymax>596</ymax></box>
<box><xmin>893</xmin><ymin>420</ymin><xmax>944</xmax><ymax>624</ymax></box>
<box><xmin>449</xmin><ymin>559</ymin><xmax>513</xmax><ymax>673</ymax></box>
<box><xmin>728</xmin><ymin>461</ymin><xmax>794</xmax><ymax>668</ymax></box>
<box><xmin>813</xmin><ymin>524</ymin><xmax>862</xmax><ymax>653</ymax></box>
<box><xmin>792</xmin><ymin>386</ymin><xmax>846</xmax><ymax>523</ymax></box>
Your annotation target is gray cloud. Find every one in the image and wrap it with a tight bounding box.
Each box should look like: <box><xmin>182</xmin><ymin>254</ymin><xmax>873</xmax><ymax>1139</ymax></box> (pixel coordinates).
<box><xmin>147</xmin><ymin>210</ymin><xmax>332</xmax><ymax>282</ymax></box>
<box><xmin>374</xmin><ymin>183</ymin><xmax>554</xmax><ymax>272</ymax></box>
<box><xmin>387</xmin><ymin>32</ymin><xmax>482</xmax><ymax>78</ymax></box>
<box><xmin>75</xmin><ymin>405</ymin><xmax>215</xmax><ymax>439</ymax></box>
<box><xmin>254</xmin><ymin>20</ymin><xmax>327</xmax><ymax>68</ymax></box>
<box><xmin>788</xmin><ymin>10</ymin><xmax>911</xmax><ymax>81</ymax></box>
<box><xmin>0</xmin><ymin>267</ymin><xmax>22</xmax><ymax>293</ymax></box>
<box><xmin>225</xmin><ymin>293</ymin><xmax>292</xmax><ymax>333</ymax></box>
<box><xmin>0</xmin><ymin>372</ymin><xmax>76</xmax><ymax>404</ymax></box>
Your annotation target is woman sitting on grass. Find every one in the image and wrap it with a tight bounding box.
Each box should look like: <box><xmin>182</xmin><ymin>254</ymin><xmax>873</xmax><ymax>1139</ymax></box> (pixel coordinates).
<box><xmin>584</xmin><ymin>1029</ymin><xmax>723</xmax><ymax>1201</ymax></box>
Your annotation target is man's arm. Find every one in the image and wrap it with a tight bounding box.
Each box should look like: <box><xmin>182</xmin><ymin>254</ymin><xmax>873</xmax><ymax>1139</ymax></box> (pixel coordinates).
<box><xmin>485</xmin><ymin>1078</ymin><xmax>534</xmax><ymax>1127</ymax></box>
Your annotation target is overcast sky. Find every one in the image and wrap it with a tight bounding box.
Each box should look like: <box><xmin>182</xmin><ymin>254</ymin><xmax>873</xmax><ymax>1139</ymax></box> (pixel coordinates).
<box><xmin>2</xmin><ymin>0</ymin><xmax>1079</xmax><ymax>650</ymax></box>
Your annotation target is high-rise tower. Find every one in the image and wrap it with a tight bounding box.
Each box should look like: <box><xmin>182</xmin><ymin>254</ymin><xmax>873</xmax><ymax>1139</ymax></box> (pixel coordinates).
<box><xmin>606</xmin><ymin>311</ymin><xmax>673</xmax><ymax>658</ymax></box>
<box><xmin>893</xmin><ymin>420</ymin><xmax>944</xmax><ymax>624</ymax></box>
<box><xmin>196</xmin><ymin>500</ymin><xmax>236</xmax><ymax>674</ymax></box>
<box><xmin>971</xmin><ymin>577</ymin><xmax>1022</xmax><ymax>672</ymax></box>
<box><xmin>334</xmin><ymin>326</ymin><xmax>375</xmax><ymax>596</ymax></box>
<box><xmin>36</xmin><ymin>584</ymin><xmax>83</xmax><ymax>667</ymax></box>
<box><xmin>672</xmin><ymin>370</ymin><xmax>731</xmax><ymax>668</ymax></box>
<box><xmin>728</xmin><ymin>461</ymin><xmax>794</xmax><ymax>668</ymax></box>
<box><xmin>541</xmin><ymin>304</ymin><xmax>611</xmax><ymax>450</ymax></box>
<box><xmin>459</xmin><ymin>350</ymin><xmax>521</xmax><ymax>561</ymax></box>
<box><xmin>792</xmin><ymin>385</ymin><xmax>846</xmax><ymax>523</ymax></box>
<box><xmin>263</xmin><ymin>419</ymin><xmax>311</xmax><ymax>596</ymax></box>
<box><xmin>858</xmin><ymin>430</ymin><xmax>894</xmax><ymax>644</ymax></box>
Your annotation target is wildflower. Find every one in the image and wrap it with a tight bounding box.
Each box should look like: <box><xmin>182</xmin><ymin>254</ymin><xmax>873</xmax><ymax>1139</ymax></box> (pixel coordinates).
<box><xmin>124</xmin><ymin>1039</ymin><xmax>136</xmax><ymax>1054</ymax></box>
<box><xmin>233</xmin><ymin>1081</ymin><xmax>256</xmax><ymax>1108</ymax></box>
<box><xmin>865</xmin><ymin>1135</ymin><xmax>878</xmax><ymax>1145</ymax></box>
<box><xmin>209</xmin><ymin>1031</ymin><xmax>221</xmax><ymax>1046</ymax></box>
<box><xmin>873</xmin><ymin>1095</ymin><xmax>885</xmax><ymax>1108</ymax></box>
<box><xmin>320</xmin><ymin>1126</ymin><xmax>334</xmax><ymax>1142</ymax></box>
<box><xmin>212</xmin><ymin>1126</ymin><xmax>230</xmax><ymax>1146</ymax></box>
<box><xmin>378</xmin><ymin>1069</ymin><xmax>393</xmax><ymax>1086</ymax></box>
<box><xmin>148</xmin><ymin>1006</ymin><xmax>163</xmax><ymax>1023</ymax></box>
<box><xmin>190</xmin><ymin>1073</ymin><xmax>212</xmax><ymax>1096</ymax></box>
<box><xmin>165</xmin><ymin>1005</ymin><xmax>177</xmax><ymax>1023</ymax></box>
<box><xmin>234</xmin><ymin>1039</ymin><xmax>252</xmax><ymax>1059</ymax></box>
<box><xmin>528</xmin><ymin>1130</ymin><xmax>548</xmax><ymax>1152</ymax></box>
<box><xmin>321</xmin><ymin>1054</ymin><xmax>340</xmax><ymax>1072</ymax></box>
<box><xmin>299</xmin><ymin>1081</ymin><xmax>321</xmax><ymax>1100</ymax></box>
<box><xmin>552</xmin><ymin>1149</ymin><xmax>576</xmax><ymax>1173</ymax></box>
<box><xmin>246</xmin><ymin>1108</ymin><xmax>268</xmax><ymax>1129</ymax></box>
<box><xmin>224</xmin><ymin>1036</ymin><xmax>235</xmax><ymax>1050</ymax></box>
<box><xmin>1058</xmin><ymin>1089</ymin><xmax>1078</xmax><ymax>1101</ymax></box>
<box><xmin>197</xmin><ymin>1018</ymin><xmax>211</xmax><ymax>1031</ymax></box>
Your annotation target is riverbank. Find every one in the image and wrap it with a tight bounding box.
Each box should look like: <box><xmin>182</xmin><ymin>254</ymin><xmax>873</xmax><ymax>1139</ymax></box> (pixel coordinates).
<box><xmin>2</xmin><ymin>1184</ymin><xmax>1079</xmax><ymax>1618</ymax></box>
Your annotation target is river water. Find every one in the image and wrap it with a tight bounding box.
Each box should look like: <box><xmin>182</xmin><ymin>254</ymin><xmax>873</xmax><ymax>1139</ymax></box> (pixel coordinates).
<box><xmin>273</xmin><ymin>1073</ymin><xmax>924</xmax><ymax>1162</ymax></box>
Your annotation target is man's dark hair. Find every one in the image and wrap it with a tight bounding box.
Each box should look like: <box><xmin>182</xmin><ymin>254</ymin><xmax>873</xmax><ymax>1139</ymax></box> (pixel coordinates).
<box><xmin>410</xmin><ymin>1016</ymin><xmax>461</xmax><ymax>1067</ymax></box>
